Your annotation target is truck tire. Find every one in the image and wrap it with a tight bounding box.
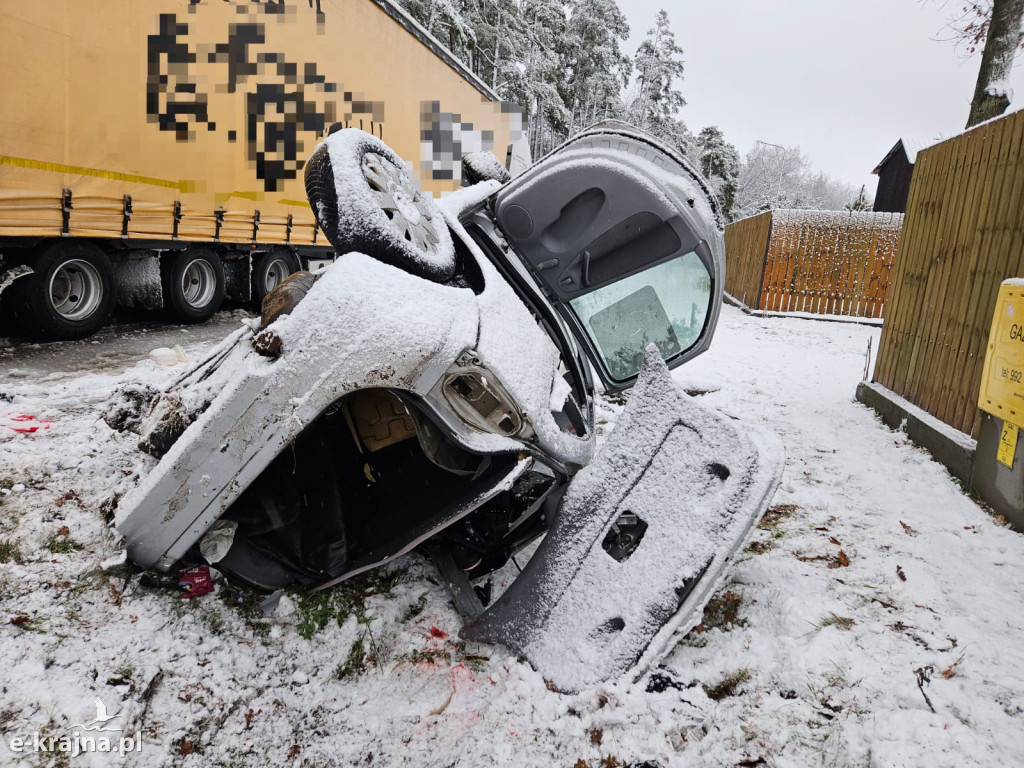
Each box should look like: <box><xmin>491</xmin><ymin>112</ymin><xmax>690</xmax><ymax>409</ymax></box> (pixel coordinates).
<box><xmin>162</xmin><ymin>247</ymin><xmax>225</xmax><ymax>323</ymax></box>
<box><xmin>14</xmin><ymin>241</ymin><xmax>115</xmax><ymax>340</ymax></box>
<box><xmin>304</xmin><ymin>129</ymin><xmax>455</xmax><ymax>282</ymax></box>
<box><xmin>252</xmin><ymin>247</ymin><xmax>299</xmax><ymax>305</ymax></box>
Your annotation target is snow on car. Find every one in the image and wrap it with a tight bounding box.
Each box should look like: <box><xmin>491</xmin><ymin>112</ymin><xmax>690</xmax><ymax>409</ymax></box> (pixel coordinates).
<box><xmin>115</xmin><ymin>122</ymin><xmax>783</xmax><ymax>690</ymax></box>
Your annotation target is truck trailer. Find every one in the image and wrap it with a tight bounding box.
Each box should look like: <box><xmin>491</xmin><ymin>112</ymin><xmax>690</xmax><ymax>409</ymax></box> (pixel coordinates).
<box><xmin>0</xmin><ymin>0</ymin><xmax>525</xmax><ymax>339</ymax></box>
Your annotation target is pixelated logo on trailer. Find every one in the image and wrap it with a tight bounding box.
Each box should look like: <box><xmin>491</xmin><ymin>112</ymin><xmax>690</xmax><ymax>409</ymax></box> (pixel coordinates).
<box><xmin>146</xmin><ymin>2</ymin><xmax>383</xmax><ymax>192</ymax></box>
<box><xmin>420</xmin><ymin>101</ymin><xmax>523</xmax><ymax>181</ymax></box>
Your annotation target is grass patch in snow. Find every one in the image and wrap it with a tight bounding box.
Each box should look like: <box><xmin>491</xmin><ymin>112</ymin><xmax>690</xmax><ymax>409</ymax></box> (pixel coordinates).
<box><xmin>0</xmin><ymin>537</ymin><xmax>24</xmax><ymax>564</ymax></box>
<box><xmin>681</xmin><ymin>589</ymin><xmax>746</xmax><ymax>647</ymax></box>
<box><xmin>758</xmin><ymin>503</ymin><xmax>799</xmax><ymax>530</ymax></box>
<box><xmin>698</xmin><ymin>589</ymin><xmax>746</xmax><ymax>632</ymax></box>
<box><xmin>289</xmin><ymin>566</ymin><xmax>406</xmax><ymax>640</ymax></box>
<box><xmin>401</xmin><ymin>591</ymin><xmax>428</xmax><ymax>622</ymax></box>
<box><xmin>813</xmin><ymin>612</ymin><xmax>855</xmax><ymax>632</ymax></box>
<box><xmin>394</xmin><ymin>640</ymin><xmax>490</xmax><ymax>672</ymax></box>
<box><xmin>45</xmin><ymin>531</ymin><xmax>82</xmax><ymax>554</ymax></box>
<box><xmin>218</xmin><ymin>582</ymin><xmax>271</xmax><ymax>637</ymax></box>
<box><xmin>334</xmin><ymin>637</ymin><xmax>367</xmax><ymax>680</ymax></box>
<box><xmin>744</xmin><ymin>539</ymin><xmax>775</xmax><ymax>555</ymax></box>
<box><xmin>704</xmin><ymin>668</ymin><xmax>752</xmax><ymax>701</ymax></box>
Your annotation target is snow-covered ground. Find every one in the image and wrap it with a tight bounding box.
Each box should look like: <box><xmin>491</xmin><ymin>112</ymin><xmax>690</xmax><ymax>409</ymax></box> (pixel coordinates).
<box><xmin>1</xmin><ymin>305</ymin><xmax>1022</xmax><ymax>768</ymax></box>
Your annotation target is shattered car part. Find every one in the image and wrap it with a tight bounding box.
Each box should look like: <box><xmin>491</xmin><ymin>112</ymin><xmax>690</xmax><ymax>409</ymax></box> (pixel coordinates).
<box><xmin>116</xmin><ymin>122</ymin><xmax>782</xmax><ymax>686</ymax></box>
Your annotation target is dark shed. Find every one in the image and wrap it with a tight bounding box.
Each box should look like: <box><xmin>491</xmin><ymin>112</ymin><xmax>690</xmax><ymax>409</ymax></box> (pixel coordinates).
<box><xmin>872</xmin><ymin>138</ymin><xmax>933</xmax><ymax>213</ymax></box>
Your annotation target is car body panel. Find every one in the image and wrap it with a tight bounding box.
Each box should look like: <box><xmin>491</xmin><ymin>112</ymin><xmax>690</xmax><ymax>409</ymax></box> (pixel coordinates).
<box><xmin>462</xmin><ymin>347</ymin><xmax>784</xmax><ymax>692</ymax></box>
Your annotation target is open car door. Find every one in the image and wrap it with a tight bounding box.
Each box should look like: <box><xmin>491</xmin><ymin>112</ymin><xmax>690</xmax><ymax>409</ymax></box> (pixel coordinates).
<box><xmin>492</xmin><ymin>121</ymin><xmax>725</xmax><ymax>393</ymax></box>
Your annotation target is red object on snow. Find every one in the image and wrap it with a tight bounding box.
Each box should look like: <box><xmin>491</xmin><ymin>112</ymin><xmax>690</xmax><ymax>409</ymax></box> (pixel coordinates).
<box><xmin>178</xmin><ymin>566</ymin><xmax>214</xmax><ymax>598</ymax></box>
<box><xmin>429</xmin><ymin>626</ymin><xmax>448</xmax><ymax>639</ymax></box>
<box><xmin>5</xmin><ymin>414</ymin><xmax>52</xmax><ymax>434</ymax></box>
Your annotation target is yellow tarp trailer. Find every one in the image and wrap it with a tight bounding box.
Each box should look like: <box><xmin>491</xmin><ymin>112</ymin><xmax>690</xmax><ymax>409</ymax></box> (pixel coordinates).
<box><xmin>0</xmin><ymin>0</ymin><xmax>523</xmax><ymax>338</ymax></box>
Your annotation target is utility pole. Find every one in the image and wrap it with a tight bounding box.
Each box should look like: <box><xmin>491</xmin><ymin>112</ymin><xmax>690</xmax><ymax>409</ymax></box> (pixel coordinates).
<box><xmin>755</xmin><ymin>139</ymin><xmax>785</xmax><ymax>209</ymax></box>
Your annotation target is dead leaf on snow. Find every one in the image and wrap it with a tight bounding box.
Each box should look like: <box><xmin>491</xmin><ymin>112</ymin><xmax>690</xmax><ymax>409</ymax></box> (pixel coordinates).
<box><xmin>942</xmin><ymin>658</ymin><xmax>963</xmax><ymax>679</ymax></box>
<box><xmin>900</xmin><ymin>521</ymin><xmax>918</xmax><ymax>536</ymax></box>
<box><xmin>896</xmin><ymin>565</ymin><xmax>907</xmax><ymax>582</ymax></box>
<box><xmin>827</xmin><ymin>550</ymin><xmax>850</xmax><ymax>568</ymax></box>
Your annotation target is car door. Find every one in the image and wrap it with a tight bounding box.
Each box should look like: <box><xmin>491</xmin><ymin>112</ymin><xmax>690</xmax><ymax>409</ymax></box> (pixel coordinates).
<box><xmin>492</xmin><ymin>121</ymin><xmax>725</xmax><ymax>393</ymax></box>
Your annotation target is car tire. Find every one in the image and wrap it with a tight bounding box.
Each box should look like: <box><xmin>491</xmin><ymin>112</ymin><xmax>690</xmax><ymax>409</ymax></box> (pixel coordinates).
<box><xmin>252</xmin><ymin>246</ymin><xmax>299</xmax><ymax>305</ymax></box>
<box><xmin>12</xmin><ymin>240</ymin><xmax>115</xmax><ymax>340</ymax></box>
<box><xmin>304</xmin><ymin>128</ymin><xmax>455</xmax><ymax>281</ymax></box>
<box><xmin>162</xmin><ymin>247</ymin><xmax>225</xmax><ymax>323</ymax></box>
<box><xmin>462</xmin><ymin>151</ymin><xmax>511</xmax><ymax>186</ymax></box>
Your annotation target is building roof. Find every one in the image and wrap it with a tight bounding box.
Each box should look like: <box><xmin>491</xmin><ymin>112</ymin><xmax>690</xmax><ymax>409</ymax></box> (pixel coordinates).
<box><xmin>871</xmin><ymin>137</ymin><xmax>938</xmax><ymax>175</ymax></box>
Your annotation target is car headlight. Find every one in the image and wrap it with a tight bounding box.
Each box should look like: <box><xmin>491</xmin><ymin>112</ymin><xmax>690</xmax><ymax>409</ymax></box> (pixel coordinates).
<box><xmin>442</xmin><ymin>350</ymin><xmax>524</xmax><ymax>437</ymax></box>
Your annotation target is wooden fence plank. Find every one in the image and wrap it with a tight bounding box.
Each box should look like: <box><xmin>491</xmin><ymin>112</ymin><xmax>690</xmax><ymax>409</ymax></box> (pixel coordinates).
<box><xmin>938</xmin><ymin>117</ymin><xmax>1010</xmax><ymax>429</ymax></box>
<box><xmin>871</xmin><ymin>108</ymin><xmax>1024</xmax><ymax>437</ymax></box>
<box><xmin>725</xmin><ymin>209</ymin><xmax>903</xmax><ymax>318</ymax></box>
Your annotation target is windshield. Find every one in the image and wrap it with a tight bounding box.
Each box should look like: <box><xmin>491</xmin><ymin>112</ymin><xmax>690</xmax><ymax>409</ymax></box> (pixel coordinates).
<box><xmin>568</xmin><ymin>252</ymin><xmax>712</xmax><ymax>382</ymax></box>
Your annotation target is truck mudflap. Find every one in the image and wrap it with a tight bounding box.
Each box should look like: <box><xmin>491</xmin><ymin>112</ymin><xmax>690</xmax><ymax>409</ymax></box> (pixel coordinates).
<box><xmin>462</xmin><ymin>345</ymin><xmax>784</xmax><ymax>692</ymax></box>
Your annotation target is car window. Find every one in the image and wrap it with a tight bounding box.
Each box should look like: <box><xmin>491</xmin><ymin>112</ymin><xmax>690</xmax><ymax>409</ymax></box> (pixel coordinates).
<box><xmin>568</xmin><ymin>252</ymin><xmax>711</xmax><ymax>382</ymax></box>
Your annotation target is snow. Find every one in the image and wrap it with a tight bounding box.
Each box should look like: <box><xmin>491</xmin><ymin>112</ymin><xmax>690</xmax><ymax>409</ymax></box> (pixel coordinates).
<box><xmin>985</xmin><ymin>80</ymin><xmax>1014</xmax><ymax>101</ymax></box>
<box><xmin>727</xmin><ymin>293</ymin><xmax>885</xmax><ymax>327</ymax></box>
<box><xmin>1</xmin><ymin>307</ymin><xmax>1024</xmax><ymax>766</ymax></box>
<box><xmin>859</xmin><ymin>381</ymin><xmax>978</xmax><ymax>454</ymax></box>
<box><xmin>900</xmin><ymin>138</ymin><xmax>937</xmax><ymax>165</ymax></box>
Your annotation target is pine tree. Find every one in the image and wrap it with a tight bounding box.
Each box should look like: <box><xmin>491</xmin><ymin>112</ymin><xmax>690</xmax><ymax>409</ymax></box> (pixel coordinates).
<box><xmin>462</xmin><ymin>0</ymin><xmax>529</xmax><ymax>93</ymax></box>
<box><xmin>695</xmin><ymin>126</ymin><xmax>740</xmax><ymax>220</ymax></box>
<box><xmin>560</xmin><ymin>0</ymin><xmax>632</xmax><ymax>136</ymax></box>
<box><xmin>395</xmin><ymin>0</ymin><xmax>476</xmax><ymax>55</ymax></box>
<box><xmin>628</xmin><ymin>10</ymin><xmax>685</xmax><ymax>140</ymax></box>
<box><xmin>518</xmin><ymin>0</ymin><xmax>571</xmax><ymax>157</ymax></box>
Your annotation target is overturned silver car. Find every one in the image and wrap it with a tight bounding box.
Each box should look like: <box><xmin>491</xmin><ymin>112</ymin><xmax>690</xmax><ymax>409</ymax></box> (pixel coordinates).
<box><xmin>117</xmin><ymin>122</ymin><xmax>783</xmax><ymax>692</ymax></box>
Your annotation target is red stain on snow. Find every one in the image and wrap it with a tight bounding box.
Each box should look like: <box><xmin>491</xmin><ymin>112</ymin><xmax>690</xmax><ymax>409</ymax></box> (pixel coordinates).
<box><xmin>6</xmin><ymin>414</ymin><xmax>52</xmax><ymax>434</ymax></box>
<box><xmin>429</xmin><ymin>626</ymin><xmax>448</xmax><ymax>639</ymax></box>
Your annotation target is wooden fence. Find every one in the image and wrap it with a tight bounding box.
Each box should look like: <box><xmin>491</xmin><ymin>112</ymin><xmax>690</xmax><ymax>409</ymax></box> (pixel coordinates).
<box><xmin>724</xmin><ymin>209</ymin><xmax>903</xmax><ymax>318</ymax></box>
<box><xmin>873</xmin><ymin>107</ymin><xmax>1024</xmax><ymax>438</ymax></box>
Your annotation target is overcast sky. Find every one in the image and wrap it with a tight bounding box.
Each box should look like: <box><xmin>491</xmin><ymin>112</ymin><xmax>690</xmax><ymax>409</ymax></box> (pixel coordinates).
<box><xmin>620</xmin><ymin>0</ymin><xmax>1024</xmax><ymax>195</ymax></box>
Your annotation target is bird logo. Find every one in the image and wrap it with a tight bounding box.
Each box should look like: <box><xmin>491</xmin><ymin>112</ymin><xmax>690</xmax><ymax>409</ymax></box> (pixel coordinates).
<box><xmin>68</xmin><ymin>699</ymin><xmax>122</xmax><ymax>732</ymax></box>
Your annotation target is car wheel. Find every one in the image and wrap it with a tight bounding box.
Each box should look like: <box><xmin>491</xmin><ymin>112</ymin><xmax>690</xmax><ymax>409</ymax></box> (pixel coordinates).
<box><xmin>252</xmin><ymin>247</ymin><xmax>299</xmax><ymax>305</ymax></box>
<box><xmin>12</xmin><ymin>241</ymin><xmax>115</xmax><ymax>340</ymax></box>
<box><xmin>462</xmin><ymin>151</ymin><xmax>511</xmax><ymax>186</ymax></box>
<box><xmin>162</xmin><ymin>247</ymin><xmax>225</xmax><ymax>323</ymax></box>
<box><xmin>304</xmin><ymin>129</ymin><xmax>455</xmax><ymax>281</ymax></box>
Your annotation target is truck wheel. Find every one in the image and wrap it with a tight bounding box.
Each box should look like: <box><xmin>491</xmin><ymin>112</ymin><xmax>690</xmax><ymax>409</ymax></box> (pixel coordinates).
<box><xmin>14</xmin><ymin>241</ymin><xmax>115</xmax><ymax>340</ymax></box>
<box><xmin>162</xmin><ymin>247</ymin><xmax>225</xmax><ymax>323</ymax></box>
<box><xmin>252</xmin><ymin>247</ymin><xmax>299</xmax><ymax>305</ymax></box>
<box><xmin>304</xmin><ymin>129</ymin><xmax>455</xmax><ymax>281</ymax></box>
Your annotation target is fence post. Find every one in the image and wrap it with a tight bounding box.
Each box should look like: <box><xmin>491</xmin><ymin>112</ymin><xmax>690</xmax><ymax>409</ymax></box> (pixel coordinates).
<box><xmin>754</xmin><ymin>211</ymin><xmax>774</xmax><ymax>311</ymax></box>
